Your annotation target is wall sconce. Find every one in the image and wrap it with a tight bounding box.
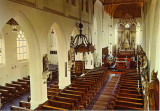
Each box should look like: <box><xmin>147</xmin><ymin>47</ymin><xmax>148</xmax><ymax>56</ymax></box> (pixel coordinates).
<box><xmin>6</xmin><ymin>18</ymin><xmax>19</xmax><ymax>33</ymax></box>
<box><xmin>51</xmin><ymin>29</ymin><xmax>54</xmax><ymax>34</ymax></box>
<box><xmin>12</xmin><ymin>25</ymin><xmax>17</xmax><ymax>32</ymax></box>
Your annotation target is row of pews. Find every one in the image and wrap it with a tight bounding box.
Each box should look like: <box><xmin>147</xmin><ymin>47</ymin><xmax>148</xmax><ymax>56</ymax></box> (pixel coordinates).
<box><xmin>107</xmin><ymin>69</ymin><xmax>144</xmax><ymax>110</ymax></box>
<box><xmin>0</xmin><ymin>76</ymin><xmax>30</xmax><ymax>107</ymax></box>
<box><xmin>10</xmin><ymin>96</ymin><xmax>31</xmax><ymax>111</ymax></box>
<box><xmin>47</xmin><ymin>82</ymin><xmax>60</xmax><ymax>99</ymax></box>
<box><xmin>10</xmin><ymin>70</ymin><xmax>60</xmax><ymax>111</ymax></box>
<box><xmin>35</xmin><ymin>67</ymin><xmax>109</xmax><ymax>110</ymax></box>
<box><xmin>10</xmin><ymin>83</ymin><xmax>60</xmax><ymax>111</ymax></box>
<box><xmin>47</xmin><ymin>68</ymin><xmax>58</xmax><ymax>83</ymax></box>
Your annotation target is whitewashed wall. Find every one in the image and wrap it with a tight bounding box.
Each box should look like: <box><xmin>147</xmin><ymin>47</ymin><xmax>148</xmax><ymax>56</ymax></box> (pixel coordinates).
<box><xmin>0</xmin><ymin>25</ymin><xmax>29</xmax><ymax>85</ymax></box>
<box><xmin>142</xmin><ymin>0</ymin><xmax>160</xmax><ymax>80</ymax></box>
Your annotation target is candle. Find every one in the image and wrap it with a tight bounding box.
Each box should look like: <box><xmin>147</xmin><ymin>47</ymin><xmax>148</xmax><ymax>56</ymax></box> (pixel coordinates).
<box><xmin>138</xmin><ymin>80</ymin><xmax>139</xmax><ymax>88</ymax></box>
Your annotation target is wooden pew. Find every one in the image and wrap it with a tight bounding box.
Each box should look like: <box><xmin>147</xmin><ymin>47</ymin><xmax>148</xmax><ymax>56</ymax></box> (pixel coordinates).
<box><xmin>0</xmin><ymin>85</ymin><xmax>16</xmax><ymax>93</ymax></box>
<box><xmin>27</xmin><ymin>96</ymin><xmax>31</xmax><ymax>102</ymax></box>
<box><xmin>18</xmin><ymin>79</ymin><xmax>30</xmax><ymax>85</ymax></box>
<box><xmin>72</xmin><ymin>83</ymin><xmax>91</xmax><ymax>90</ymax></box>
<box><xmin>12</xmin><ymin>81</ymin><xmax>30</xmax><ymax>93</ymax></box>
<box><xmin>0</xmin><ymin>89</ymin><xmax>9</xmax><ymax>97</ymax></box>
<box><xmin>50</xmin><ymin>84</ymin><xmax>59</xmax><ymax>89</ymax></box>
<box><xmin>35</xmin><ymin>67</ymin><xmax>109</xmax><ymax>110</ymax></box>
<box><xmin>53</xmin><ymin>96</ymin><xmax>78</xmax><ymax>106</ymax></box>
<box><xmin>10</xmin><ymin>105</ymin><xmax>31</xmax><ymax>111</ymax></box>
<box><xmin>0</xmin><ymin>85</ymin><xmax>18</xmax><ymax>99</ymax></box>
<box><xmin>6</xmin><ymin>83</ymin><xmax>25</xmax><ymax>95</ymax></box>
<box><xmin>47</xmin><ymin>87</ymin><xmax>59</xmax><ymax>92</ymax></box>
<box><xmin>12</xmin><ymin>81</ymin><xmax>28</xmax><ymax>88</ymax></box>
<box><xmin>48</xmin><ymin>91</ymin><xmax>58</xmax><ymax>96</ymax></box>
<box><xmin>66</xmin><ymin>86</ymin><xmax>88</xmax><ymax>93</ymax></box>
<box><xmin>6</xmin><ymin>83</ymin><xmax>22</xmax><ymax>91</ymax></box>
<box><xmin>42</xmin><ymin>105</ymin><xmax>67</xmax><ymax>110</ymax></box>
<box><xmin>0</xmin><ymin>92</ymin><xmax>9</xmax><ymax>104</ymax></box>
<box><xmin>74</xmin><ymin>81</ymin><xmax>94</xmax><ymax>86</ymax></box>
<box><xmin>23</xmin><ymin>77</ymin><xmax>30</xmax><ymax>80</ymax></box>
<box><xmin>59</xmin><ymin>92</ymin><xmax>82</xmax><ymax>101</ymax></box>
<box><xmin>62</xmin><ymin>90</ymin><xmax>84</xmax><ymax>97</ymax></box>
<box><xmin>47</xmin><ymin>100</ymin><xmax>74</xmax><ymax>110</ymax></box>
<box><xmin>19</xmin><ymin>101</ymin><xmax>30</xmax><ymax>109</ymax></box>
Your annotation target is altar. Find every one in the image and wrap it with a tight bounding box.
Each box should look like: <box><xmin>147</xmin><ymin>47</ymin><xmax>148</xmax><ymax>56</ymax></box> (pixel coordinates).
<box><xmin>118</xmin><ymin>49</ymin><xmax>133</xmax><ymax>58</ymax></box>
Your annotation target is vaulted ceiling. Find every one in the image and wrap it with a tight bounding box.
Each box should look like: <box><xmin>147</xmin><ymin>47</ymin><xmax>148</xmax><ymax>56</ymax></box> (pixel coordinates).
<box><xmin>99</xmin><ymin>0</ymin><xmax>146</xmax><ymax>18</ymax></box>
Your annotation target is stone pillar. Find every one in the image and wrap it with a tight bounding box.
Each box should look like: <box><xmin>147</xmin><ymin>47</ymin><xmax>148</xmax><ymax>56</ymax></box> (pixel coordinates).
<box><xmin>30</xmin><ymin>65</ymin><xmax>48</xmax><ymax>109</ymax></box>
<box><xmin>85</xmin><ymin>52</ymin><xmax>94</xmax><ymax>69</ymax></box>
<box><xmin>58</xmin><ymin>49</ymin><xmax>71</xmax><ymax>89</ymax></box>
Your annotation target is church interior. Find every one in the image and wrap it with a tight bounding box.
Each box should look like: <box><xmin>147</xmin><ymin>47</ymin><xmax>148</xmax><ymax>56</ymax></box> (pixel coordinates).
<box><xmin>0</xmin><ymin>0</ymin><xmax>159</xmax><ymax>110</ymax></box>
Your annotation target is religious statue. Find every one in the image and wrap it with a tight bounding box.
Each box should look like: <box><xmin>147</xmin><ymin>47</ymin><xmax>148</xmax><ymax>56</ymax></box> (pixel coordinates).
<box><xmin>142</xmin><ymin>73</ymin><xmax>149</xmax><ymax>110</ymax></box>
<box><xmin>43</xmin><ymin>54</ymin><xmax>49</xmax><ymax>72</ymax></box>
<box><xmin>149</xmin><ymin>70</ymin><xmax>159</xmax><ymax>110</ymax></box>
<box><xmin>140</xmin><ymin>55</ymin><xmax>148</xmax><ymax>74</ymax></box>
<box><xmin>131</xmin><ymin>38</ymin><xmax>135</xmax><ymax>49</ymax></box>
<box><xmin>123</xmin><ymin>32</ymin><xmax>130</xmax><ymax>50</ymax></box>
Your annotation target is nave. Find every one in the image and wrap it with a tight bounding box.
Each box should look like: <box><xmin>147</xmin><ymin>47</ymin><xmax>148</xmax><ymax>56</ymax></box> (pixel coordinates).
<box><xmin>0</xmin><ymin>0</ymin><xmax>160</xmax><ymax>110</ymax></box>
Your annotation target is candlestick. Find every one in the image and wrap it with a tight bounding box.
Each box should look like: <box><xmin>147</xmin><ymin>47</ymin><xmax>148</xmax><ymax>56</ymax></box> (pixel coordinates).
<box><xmin>138</xmin><ymin>80</ymin><xmax>139</xmax><ymax>88</ymax></box>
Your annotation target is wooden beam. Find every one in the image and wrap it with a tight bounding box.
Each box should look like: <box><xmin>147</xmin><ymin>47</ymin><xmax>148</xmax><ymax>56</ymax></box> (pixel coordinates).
<box><xmin>103</xmin><ymin>1</ymin><xmax>142</xmax><ymax>6</ymax></box>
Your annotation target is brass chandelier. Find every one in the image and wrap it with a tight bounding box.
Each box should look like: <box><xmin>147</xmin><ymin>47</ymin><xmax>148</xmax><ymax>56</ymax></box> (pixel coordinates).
<box><xmin>72</xmin><ymin>23</ymin><xmax>95</xmax><ymax>54</ymax></box>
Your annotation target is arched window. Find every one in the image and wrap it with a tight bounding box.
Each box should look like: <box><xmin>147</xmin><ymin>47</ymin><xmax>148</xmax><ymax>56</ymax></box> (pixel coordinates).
<box><xmin>136</xmin><ymin>23</ymin><xmax>140</xmax><ymax>45</ymax></box>
<box><xmin>50</xmin><ymin>29</ymin><xmax>57</xmax><ymax>49</ymax></box>
<box><xmin>115</xmin><ymin>24</ymin><xmax>118</xmax><ymax>44</ymax></box>
<box><xmin>17</xmin><ymin>30</ymin><xmax>28</xmax><ymax>60</ymax></box>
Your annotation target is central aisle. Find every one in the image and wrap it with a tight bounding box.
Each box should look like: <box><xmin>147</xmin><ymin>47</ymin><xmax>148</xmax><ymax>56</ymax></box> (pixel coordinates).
<box><xmin>86</xmin><ymin>74</ymin><xmax>120</xmax><ymax>110</ymax></box>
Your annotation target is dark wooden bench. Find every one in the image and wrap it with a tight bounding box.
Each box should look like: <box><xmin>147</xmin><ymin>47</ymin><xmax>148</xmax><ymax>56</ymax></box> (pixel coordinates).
<box><xmin>66</xmin><ymin>86</ymin><xmax>87</xmax><ymax>93</ymax></box>
<box><xmin>19</xmin><ymin>101</ymin><xmax>30</xmax><ymax>109</ymax></box>
<box><xmin>10</xmin><ymin>105</ymin><xmax>31</xmax><ymax>111</ymax></box>
<box><xmin>12</xmin><ymin>81</ymin><xmax>28</xmax><ymax>88</ymax></box>
<box><xmin>47</xmin><ymin>91</ymin><xmax>58</xmax><ymax>96</ymax></box>
<box><xmin>59</xmin><ymin>92</ymin><xmax>82</xmax><ymax>101</ymax></box>
<box><xmin>0</xmin><ymin>89</ymin><xmax>9</xmax><ymax>97</ymax></box>
<box><xmin>47</xmin><ymin>87</ymin><xmax>59</xmax><ymax>92</ymax></box>
<box><xmin>54</xmin><ymin>96</ymin><xmax>78</xmax><ymax>105</ymax></box>
<box><xmin>62</xmin><ymin>89</ymin><xmax>84</xmax><ymax>97</ymax></box>
<box><xmin>35</xmin><ymin>67</ymin><xmax>109</xmax><ymax>110</ymax></box>
<box><xmin>6</xmin><ymin>83</ymin><xmax>22</xmax><ymax>91</ymax></box>
<box><xmin>23</xmin><ymin>77</ymin><xmax>30</xmax><ymax>80</ymax></box>
<box><xmin>50</xmin><ymin>84</ymin><xmax>59</xmax><ymax>89</ymax></box>
<box><xmin>18</xmin><ymin>79</ymin><xmax>30</xmax><ymax>85</ymax></box>
<box><xmin>0</xmin><ymin>85</ymin><xmax>16</xmax><ymax>93</ymax></box>
<box><xmin>42</xmin><ymin>105</ymin><xmax>67</xmax><ymax>110</ymax></box>
<box><xmin>27</xmin><ymin>96</ymin><xmax>31</xmax><ymax>102</ymax></box>
<box><xmin>47</xmin><ymin>100</ymin><xmax>74</xmax><ymax>110</ymax></box>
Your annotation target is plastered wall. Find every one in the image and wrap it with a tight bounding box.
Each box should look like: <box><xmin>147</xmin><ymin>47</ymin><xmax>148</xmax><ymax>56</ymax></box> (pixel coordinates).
<box><xmin>142</xmin><ymin>0</ymin><xmax>160</xmax><ymax>80</ymax></box>
<box><xmin>0</xmin><ymin>25</ymin><xmax>29</xmax><ymax>85</ymax></box>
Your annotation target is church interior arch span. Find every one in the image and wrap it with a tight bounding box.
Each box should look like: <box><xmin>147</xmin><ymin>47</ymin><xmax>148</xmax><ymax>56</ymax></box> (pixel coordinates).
<box><xmin>0</xmin><ymin>12</ymin><xmax>46</xmax><ymax>109</ymax></box>
<box><xmin>48</xmin><ymin>23</ymin><xmax>71</xmax><ymax>90</ymax></box>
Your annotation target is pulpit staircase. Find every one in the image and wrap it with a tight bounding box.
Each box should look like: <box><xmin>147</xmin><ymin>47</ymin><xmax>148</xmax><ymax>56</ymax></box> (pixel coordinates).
<box><xmin>108</xmin><ymin>69</ymin><xmax>144</xmax><ymax>110</ymax></box>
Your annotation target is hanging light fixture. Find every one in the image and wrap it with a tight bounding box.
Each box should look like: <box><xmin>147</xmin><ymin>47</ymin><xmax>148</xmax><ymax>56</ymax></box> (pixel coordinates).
<box><xmin>72</xmin><ymin>23</ymin><xmax>95</xmax><ymax>54</ymax></box>
<box><xmin>51</xmin><ymin>29</ymin><xmax>54</xmax><ymax>34</ymax></box>
<box><xmin>6</xmin><ymin>18</ymin><xmax>19</xmax><ymax>32</ymax></box>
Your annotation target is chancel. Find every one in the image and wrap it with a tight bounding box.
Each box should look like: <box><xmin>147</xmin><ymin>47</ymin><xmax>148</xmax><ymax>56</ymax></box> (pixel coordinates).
<box><xmin>0</xmin><ymin>0</ymin><xmax>159</xmax><ymax>110</ymax></box>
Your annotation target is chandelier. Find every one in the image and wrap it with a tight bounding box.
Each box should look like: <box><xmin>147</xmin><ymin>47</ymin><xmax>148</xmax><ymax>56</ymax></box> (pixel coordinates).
<box><xmin>72</xmin><ymin>23</ymin><xmax>95</xmax><ymax>54</ymax></box>
<box><xmin>6</xmin><ymin>18</ymin><xmax>19</xmax><ymax>32</ymax></box>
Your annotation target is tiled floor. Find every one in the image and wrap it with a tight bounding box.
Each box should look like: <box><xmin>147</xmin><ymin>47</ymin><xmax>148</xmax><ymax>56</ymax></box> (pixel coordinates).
<box><xmin>1</xmin><ymin>92</ymin><xmax>30</xmax><ymax>111</ymax></box>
